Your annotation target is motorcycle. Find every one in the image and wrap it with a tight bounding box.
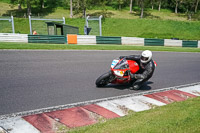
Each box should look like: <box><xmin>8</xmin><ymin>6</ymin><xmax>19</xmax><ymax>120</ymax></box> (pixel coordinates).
<box><xmin>95</xmin><ymin>58</ymin><xmax>157</xmax><ymax>87</ymax></box>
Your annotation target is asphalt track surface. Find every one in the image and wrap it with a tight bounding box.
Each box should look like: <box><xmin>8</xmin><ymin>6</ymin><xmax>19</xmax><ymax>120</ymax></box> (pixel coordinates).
<box><xmin>0</xmin><ymin>50</ymin><xmax>200</xmax><ymax>115</ymax></box>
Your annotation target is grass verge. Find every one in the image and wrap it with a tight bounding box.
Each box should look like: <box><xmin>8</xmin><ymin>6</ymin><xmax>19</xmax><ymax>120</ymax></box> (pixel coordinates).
<box><xmin>68</xmin><ymin>97</ymin><xmax>200</xmax><ymax>133</ymax></box>
<box><xmin>4</xmin><ymin>17</ymin><xmax>200</xmax><ymax>40</ymax></box>
<box><xmin>102</xmin><ymin>18</ymin><xmax>200</xmax><ymax>40</ymax></box>
<box><xmin>0</xmin><ymin>42</ymin><xmax>200</xmax><ymax>52</ymax></box>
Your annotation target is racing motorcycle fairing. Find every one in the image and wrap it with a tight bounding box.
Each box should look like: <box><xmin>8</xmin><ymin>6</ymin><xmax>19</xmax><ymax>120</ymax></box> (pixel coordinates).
<box><xmin>110</xmin><ymin>58</ymin><xmax>139</xmax><ymax>84</ymax></box>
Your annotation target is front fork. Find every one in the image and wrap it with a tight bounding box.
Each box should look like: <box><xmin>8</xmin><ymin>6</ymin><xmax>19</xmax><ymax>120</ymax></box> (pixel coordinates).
<box><xmin>110</xmin><ymin>70</ymin><xmax>132</xmax><ymax>83</ymax></box>
<box><xmin>109</xmin><ymin>74</ymin><xmax>116</xmax><ymax>83</ymax></box>
<box><xmin>108</xmin><ymin>71</ymin><xmax>116</xmax><ymax>83</ymax></box>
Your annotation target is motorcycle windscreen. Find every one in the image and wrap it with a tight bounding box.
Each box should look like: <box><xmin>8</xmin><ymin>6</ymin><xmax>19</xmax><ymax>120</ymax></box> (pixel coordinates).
<box><xmin>114</xmin><ymin>59</ymin><xmax>129</xmax><ymax>69</ymax></box>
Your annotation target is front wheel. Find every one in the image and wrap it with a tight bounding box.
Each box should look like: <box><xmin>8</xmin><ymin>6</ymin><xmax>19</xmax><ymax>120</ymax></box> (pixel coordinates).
<box><xmin>96</xmin><ymin>71</ymin><xmax>112</xmax><ymax>87</ymax></box>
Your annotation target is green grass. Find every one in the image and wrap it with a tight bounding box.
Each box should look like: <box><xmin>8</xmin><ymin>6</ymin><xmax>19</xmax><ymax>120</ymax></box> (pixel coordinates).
<box><xmin>102</xmin><ymin>18</ymin><xmax>200</xmax><ymax>40</ymax></box>
<box><xmin>68</xmin><ymin>97</ymin><xmax>200</xmax><ymax>133</ymax></box>
<box><xmin>0</xmin><ymin>17</ymin><xmax>199</xmax><ymax>40</ymax></box>
<box><xmin>0</xmin><ymin>42</ymin><xmax>200</xmax><ymax>52</ymax></box>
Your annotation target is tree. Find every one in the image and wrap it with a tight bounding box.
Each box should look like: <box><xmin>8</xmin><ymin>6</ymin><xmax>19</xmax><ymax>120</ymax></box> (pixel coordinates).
<box><xmin>10</xmin><ymin>0</ymin><xmax>25</xmax><ymax>10</ymax></box>
<box><xmin>169</xmin><ymin>0</ymin><xmax>182</xmax><ymax>13</ymax></box>
<box><xmin>26</xmin><ymin>0</ymin><xmax>31</xmax><ymax>16</ymax></box>
<box><xmin>82</xmin><ymin>0</ymin><xmax>87</xmax><ymax>18</ymax></box>
<box><xmin>171</xmin><ymin>0</ymin><xmax>183</xmax><ymax>13</ymax></box>
<box><xmin>78</xmin><ymin>0</ymin><xmax>93</xmax><ymax>18</ymax></box>
<box><xmin>70</xmin><ymin>0</ymin><xmax>73</xmax><ymax>18</ymax></box>
<box><xmin>158</xmin><ymin>0</ymin><xmax>162</xmax><ymax>11</ymax></box>
<box><xmin>118</xmin><ymin>0</ymin><xmax>124</xmax><ymax>10</ymax></box>
<box><xmin>175</xmin><ymin>0</ymin><xmax>179</xmax><ymax>13</ymax></box>
<box><xmin>39</xmin><ymin>0</ymin><xmax>45</xmax><ymax>9</ymax></box>
<box><xmin>98</xmin><ymin>0</ymin><xmax>107</xmax><ymax>12</ymax></box>
<box><xmin>151</xmin><ymin>0</ymin><xmax>155</xmax><ymax>9</ymax></box>
<box><xmin>109</xmin><ymin>0</ymin><xmax>128</xmax><ymax>10</ymax></box>
<box><xmin>130</xmin><ymin>0</ymin><xmax>133</xmax><ymax>13</ymax></box>
<box><xmin>195</xmin><ymin>0</ymin><xmax>199</xmax><ymax>12</ymax></box>
<box><xmin>140</xmin><ymin>0</ymin><xmax>144</xmax><ymax>18</ymax></box>
<box><xmin>183</xmin><ymin>0</ymin><xmax>196</xmax><ymax>20</ymax></box>
<box><xmin>18</xmin><ymin>0</ymin><xmax>23</xmax><ymax>10</ymax></box>
<box><xmin>77</xmin><ymin>0</ymin><xmax>104</xmax><ymax>18</ymax></box>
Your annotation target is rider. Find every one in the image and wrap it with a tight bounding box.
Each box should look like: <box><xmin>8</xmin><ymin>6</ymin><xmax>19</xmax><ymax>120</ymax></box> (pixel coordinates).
<box><xmin>119</xmin><ymin>50</ymin><xmax>155</xmax><ymax>90</ymax></box>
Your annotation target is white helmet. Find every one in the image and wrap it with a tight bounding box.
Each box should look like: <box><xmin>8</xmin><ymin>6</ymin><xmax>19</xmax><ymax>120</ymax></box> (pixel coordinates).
<box><xmin>140</xmin><ymin>50</ymin><xmax>152</xmax><ymax>63</ymax></box>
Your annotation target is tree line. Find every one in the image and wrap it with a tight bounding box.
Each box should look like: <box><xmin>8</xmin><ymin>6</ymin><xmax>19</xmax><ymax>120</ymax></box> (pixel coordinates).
<box><xmin>10</xmin><ymin>0</ymin><xmax>199</xmax><ymax>20</ymax></box>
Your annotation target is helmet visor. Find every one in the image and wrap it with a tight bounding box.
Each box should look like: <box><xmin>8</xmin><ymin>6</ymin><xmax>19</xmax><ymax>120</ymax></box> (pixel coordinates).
<box><xmin>141</xmin><ymin>56</ymin><xmax>149</xmax><ymax>61</ymax></box>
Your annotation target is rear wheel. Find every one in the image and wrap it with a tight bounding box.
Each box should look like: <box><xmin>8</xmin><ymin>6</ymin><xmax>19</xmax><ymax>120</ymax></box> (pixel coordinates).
<box><xmin>96</xmin><ymin>71</ymin><xmax>112</xmax><ymax>87</ymax></box>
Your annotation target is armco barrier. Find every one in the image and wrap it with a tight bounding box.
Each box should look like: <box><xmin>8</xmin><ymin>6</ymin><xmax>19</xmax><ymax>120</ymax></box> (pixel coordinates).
<box><xmin>96</xmin><ymin>36</ymin><xmax>121</xmax><ymax>44</ymax></box>
<box><xmin>198</xmin><ymin>41</ymin><xmax>200</xmax><ymax>48</ymax></box>
<box><xmin>28</xmin><ymin>35</ymin><xmax>65</xmax><ymax>44</ymax></box>
<box><xmin>122</xmin><ymin>37</ymin><xmax>144</xmax><ymax>46</ymax></box>
<box><xmin>1</xmin><ymin>33</ymin><xmax>199</xmax><ymax>49</ymax></box>
<box><xmin>0</xmin><ymin>33</ymin><xmax>28</xmax><ymax>43</ymax></box>
<box><xmin>164</xmin><ymin>39</ymin><xmax>182</xmax><ymax>47</ymax></box>
<box><xmin>182</xmin><ymin>40</ymin><xmax>198</xmax><ymax>48</ymax></box>
<box><xmin>77</xmin><ymin>35</ymin><xmax>96</xmax><ymax>45</ymax></box>
<box><xmin>145</xmin><ymin>38</ymin><xmax>164</xmax><ymax>46</ymax></box>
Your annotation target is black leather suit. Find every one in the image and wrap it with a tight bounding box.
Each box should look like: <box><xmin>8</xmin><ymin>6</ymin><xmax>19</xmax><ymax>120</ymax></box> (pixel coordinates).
<box><xmin>119</xmin><ymin>55</ymin><xmax>155</xmax><ymax>89</ymax></box>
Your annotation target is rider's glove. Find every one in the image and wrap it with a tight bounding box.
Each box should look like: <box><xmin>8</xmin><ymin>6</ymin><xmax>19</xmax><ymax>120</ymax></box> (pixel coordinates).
<box><xmin>134</xmin><ymin>74</ymin><xmax>144</xmax><ymax>79</ymax></box>
<box><xmin>130</xmin><ymin>73</ymin><xmax>136</xmax><ymax>79</ymax></box>
<box><xmin>130</xmin><ymin>73</ymin><xmax>144</xmax><ymax>80</ymax></box>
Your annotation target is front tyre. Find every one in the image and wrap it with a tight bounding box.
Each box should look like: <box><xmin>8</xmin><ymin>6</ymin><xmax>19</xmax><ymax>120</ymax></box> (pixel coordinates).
<box><xmin>96</xmin><ymin>71</ymin><xmax>112</xmax><ymax>87</ymax></box>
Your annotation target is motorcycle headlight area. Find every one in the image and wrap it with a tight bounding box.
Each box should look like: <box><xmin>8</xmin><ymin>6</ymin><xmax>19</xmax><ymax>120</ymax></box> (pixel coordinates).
<box><xmin>114</xmin><ymin>70</ymin><xmax>124</xmax><ymax>77</ymax></box>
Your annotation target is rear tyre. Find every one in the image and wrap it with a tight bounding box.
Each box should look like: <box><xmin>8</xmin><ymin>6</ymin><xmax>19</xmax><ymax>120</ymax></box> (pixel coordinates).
<box><xmin>96</xmin><ymin>71</ymin><xmax>112</xmax><ymax>87</ymax></box>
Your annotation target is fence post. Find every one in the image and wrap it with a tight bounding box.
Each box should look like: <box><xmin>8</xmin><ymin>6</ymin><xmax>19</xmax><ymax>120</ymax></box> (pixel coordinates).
<box><xmin>0</xmin><ymin>16</ymin><xmax>15</xmax><ymax>33</ymax></box>
<box><xmin>63</xmin><ymin>17</ymin><xmax>65</xmax><ymax>24</ymax></box>
<box><xmin>99</xmin><ymin>15</ymin><xmax>102</xmax><ymax>36</ymax></box>
<box><xmin>11</xmin><ymin>16</ymin><xmax>15</xmax><ymax>34</ymax></box>
<box><xmin>86</xmin><ymin>16</ymin><xmax>89</xmax><ymax>27</ymax></box>
<box><xmin>29</xmin><ymin>16</ymin><xmax>32</xmax><ymax>35</ymax></box>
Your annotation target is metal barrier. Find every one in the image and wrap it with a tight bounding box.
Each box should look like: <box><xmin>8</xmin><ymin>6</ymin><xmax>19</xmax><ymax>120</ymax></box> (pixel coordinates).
<box><xmin>96</xmin><ymin>36</ymin><xmax>121</xmax><ymax>44</ymax></box>
<box><xmin>28</xmin><ymin>35</ymin><xmax>65</xmax><ymax>44</ymax></box>
<box><xmin>145</xmin><ymin>38</ymin><xmax>164</xmax><ymax>46</ymax></box>
<box><xmin>122</xmin><ymin>37</ymin><xmax>144</xmax><ymax>46</ymax></box>
<box><xmin>0</xmin><ymin>33</ymin><xmax>28</xmax><ymax>42</ymax></box>
<box><xmin>182</xmin><ymin>41</ymin><xmax>198</xmax><ymax>48</ymax></box>
<box><xmin>0</xmin><ymin>16</ymin><xmax>15</xmax><ymax>33</ymax></box>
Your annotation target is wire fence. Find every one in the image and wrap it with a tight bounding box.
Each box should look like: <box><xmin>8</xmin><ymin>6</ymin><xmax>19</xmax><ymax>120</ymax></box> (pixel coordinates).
<box><xmin>29</xmin><ymin>16</ymin><xmax>65</xmax><ymax>35</ymax></box>
<box><xmin>0</xmin><ymin>16</ymin><xmax>15</xmax><ymax>33</ymax></box>
<box><xmin>86</xmin><ymin>15</ymin><xmax>102</xmax><ymax>36</ymax></box>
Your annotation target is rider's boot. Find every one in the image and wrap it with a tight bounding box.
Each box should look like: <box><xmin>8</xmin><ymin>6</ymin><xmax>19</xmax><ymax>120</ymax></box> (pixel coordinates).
<box><xmin>130</xmin><ymin>79</ymin><xmax>143</xmax><ymax>90</ymax></box>
<box><xmin>130</xmin><ymin>84</ymin><xmax>140</xmax><ymax>90</ymax></box>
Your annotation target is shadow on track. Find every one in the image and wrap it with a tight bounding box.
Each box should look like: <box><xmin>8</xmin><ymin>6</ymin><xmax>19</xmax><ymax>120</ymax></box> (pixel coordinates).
<box><xmin>96</xmin><ymin>81</ymin><xmax>154</xmax><ymax>91</ymax></box>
